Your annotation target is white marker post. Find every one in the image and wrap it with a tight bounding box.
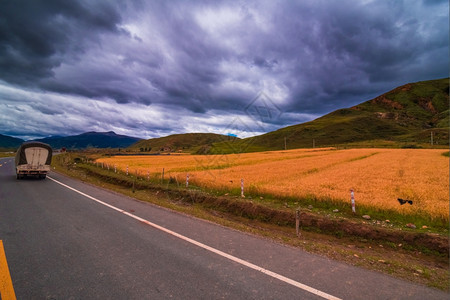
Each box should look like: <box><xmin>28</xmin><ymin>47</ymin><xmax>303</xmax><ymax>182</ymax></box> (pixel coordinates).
<box><xmin>241</xmin><ymin>178</ymin><xmax>245</xmax><ymax>198</ymax></box>
<box><xmin>350</xmin><ymin>189</ymin><xmax>356</xmax><ymax>214</ymax></box>
<box><xmin>186</xmin><ymin>173</ymin><xmax>189</xmax><ymax>188</ymax></box>
<box><xmin>114</xmin><ymin>165</ymin><xmax>117</xmax><ymax>173</ymax></box>
<box><xmin>126</xmin><ymin>165</ymin><xmax>129</xmax><ymax>176</ymax></box>
<box><xmin>147</xmin><ymin>170</ymin><xmax>150</xmax><ymax>181</ymax></box>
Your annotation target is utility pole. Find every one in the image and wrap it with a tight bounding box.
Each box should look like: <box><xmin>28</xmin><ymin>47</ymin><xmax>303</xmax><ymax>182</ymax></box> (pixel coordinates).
<box><xmin>313</xmin><ymin>138</ymin><xmax>315</xmax><ymax>149</ymax></box>
<box><xmin>431</xmin><ymin>132</ymin><xmax>433</xmax><ymax>146</ymax></box>
<box><xmin>284</xmin><ymin>137</ymin><xmax>287</xmax><ymax>150</ymax></box>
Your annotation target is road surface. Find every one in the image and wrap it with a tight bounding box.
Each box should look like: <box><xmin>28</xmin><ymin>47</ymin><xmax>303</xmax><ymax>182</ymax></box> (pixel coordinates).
<box><xmin>0</xmin><ymin>157</ymin><xmax>448</xmax><ymax>299</ymax></box>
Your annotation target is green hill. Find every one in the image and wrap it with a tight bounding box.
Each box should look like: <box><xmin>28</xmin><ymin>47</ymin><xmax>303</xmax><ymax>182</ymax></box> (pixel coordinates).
<box><xmin>209</xmin><ymin>78</ymin><xmax>449</xmax><ymax>153</ymax></box>
<box><xmin>129</xmin><ymin>133</ymin><xmax>238</xmax><ymax>153</ymax></box>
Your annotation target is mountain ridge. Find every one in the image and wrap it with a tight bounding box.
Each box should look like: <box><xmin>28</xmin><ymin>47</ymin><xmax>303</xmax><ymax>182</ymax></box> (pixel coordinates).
<box><xmin>34</xmin><ymin>131</ymin><xmax>142</xmax><ymax>149</ymax></box>
<box><xmin>0</xmin><ymin>134</ymin><xmax>24</xmax><ymax>150</ymax></box>
<box><xmin>206</xmin><ymin>77</ymin><xmax>449</xmax><ymax>153</ymax></box>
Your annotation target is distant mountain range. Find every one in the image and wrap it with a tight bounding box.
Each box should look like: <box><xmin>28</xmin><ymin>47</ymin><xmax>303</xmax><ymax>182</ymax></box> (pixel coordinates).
<box><xmin>0</xmin><ymin>134</ymin><xmax>24</xmax><ymax>150</ymax></box>
<box><xmin>1</xmin><ymin>78</ymin><xmax>448</xmax><ymax>152</ymax></box>
<box><xmin>35</xmin><ymin>131</ymin><xmax>141</xmax><ymax>149</ymax></box>
<box><xmin>0</xmin><ymin>131</ymin><xmax>141</xmax><ymax>150</ymax></box>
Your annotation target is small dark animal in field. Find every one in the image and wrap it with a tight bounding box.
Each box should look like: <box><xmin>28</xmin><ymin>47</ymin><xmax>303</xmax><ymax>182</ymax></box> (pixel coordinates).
<box><xmin>398</xmin><ymin>198</ymin><xmax>413</xmax><ymax>205</ymax></box>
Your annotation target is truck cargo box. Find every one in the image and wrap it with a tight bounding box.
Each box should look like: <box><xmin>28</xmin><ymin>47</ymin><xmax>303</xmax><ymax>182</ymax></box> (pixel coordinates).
<box><xmin>15</xmin><ymin>142</ymin><xmax>53</xmax><ymax>179</ymax></box>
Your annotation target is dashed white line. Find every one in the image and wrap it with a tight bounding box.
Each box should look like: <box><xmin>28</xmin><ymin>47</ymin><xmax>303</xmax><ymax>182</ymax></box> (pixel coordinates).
<box><xmin>48</xmin><ymin>175</ymin><xmax>341</xmax><ymax>300</ymax></box>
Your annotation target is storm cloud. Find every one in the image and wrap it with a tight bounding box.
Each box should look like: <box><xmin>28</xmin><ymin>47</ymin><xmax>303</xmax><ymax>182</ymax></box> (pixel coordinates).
<box><xmin>0</xmin><ymin>0</ymin><xmax>448</xmax><ymax>140</ymax></box>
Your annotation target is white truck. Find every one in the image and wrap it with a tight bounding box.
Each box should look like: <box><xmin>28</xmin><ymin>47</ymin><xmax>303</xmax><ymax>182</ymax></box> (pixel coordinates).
<box><xmin>15</xmin><ymin>142</ymin><xmax>53</xmax><ymax>179</ymax></box>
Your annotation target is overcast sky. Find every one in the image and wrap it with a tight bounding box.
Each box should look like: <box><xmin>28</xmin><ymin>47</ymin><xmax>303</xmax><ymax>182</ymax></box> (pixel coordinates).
<box><xmin>0</xmin><ymin>0</ymin><xmax>448</xmax><ymax>140</ymax></box>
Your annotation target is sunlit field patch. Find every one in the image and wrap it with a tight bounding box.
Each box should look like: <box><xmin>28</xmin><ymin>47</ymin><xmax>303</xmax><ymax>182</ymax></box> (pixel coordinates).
<box><xmin>97</xmin><ymin>148</ymin><xmax>449</xmax><ymax>222</ymax></box>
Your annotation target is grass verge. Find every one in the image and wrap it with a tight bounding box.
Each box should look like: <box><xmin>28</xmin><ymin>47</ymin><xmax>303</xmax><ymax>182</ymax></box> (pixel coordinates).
<box><xmin>0</xmin><ymin>152</ymin><xmax>15</xmax><ymax>158</ymax></box>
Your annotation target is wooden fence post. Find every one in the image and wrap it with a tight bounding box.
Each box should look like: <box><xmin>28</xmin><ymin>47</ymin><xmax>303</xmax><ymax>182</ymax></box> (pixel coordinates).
<box><xmin>350</xmin><ymin>189</ymin><xmax>356</xmax><ymax>214</ymax></box>
<box><xmin>296</xmin><ymin>209</ymin><xmax>301</xmax><ymax>237</ymax></box>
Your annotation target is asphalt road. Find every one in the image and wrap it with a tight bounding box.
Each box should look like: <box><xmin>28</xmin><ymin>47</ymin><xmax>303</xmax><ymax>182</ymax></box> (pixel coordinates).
<box><xmin>0</xmin><ymin>157</ymin><xmax>448</xmax><ymax>299</ymax></box>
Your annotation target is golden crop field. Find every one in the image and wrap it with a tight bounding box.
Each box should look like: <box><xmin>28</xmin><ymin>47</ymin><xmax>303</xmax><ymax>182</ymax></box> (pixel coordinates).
<box><xmin>97</xmin><ymin>148</ymin><xmax>449</xmax><ymax>221</ymax></box>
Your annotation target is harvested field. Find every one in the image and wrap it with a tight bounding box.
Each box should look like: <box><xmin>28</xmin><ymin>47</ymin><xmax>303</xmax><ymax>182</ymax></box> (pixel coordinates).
<box><xmin>97</xmin><ymin>148</ymin><xmax>449</xmax><ymax>222</ymax></box>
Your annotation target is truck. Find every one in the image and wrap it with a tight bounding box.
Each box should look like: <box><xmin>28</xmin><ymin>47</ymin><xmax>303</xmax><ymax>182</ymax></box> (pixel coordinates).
<box><xmin>15</xmin><ymin>142</ymin><xmax>53</xmax><ymax>179</ymax></box>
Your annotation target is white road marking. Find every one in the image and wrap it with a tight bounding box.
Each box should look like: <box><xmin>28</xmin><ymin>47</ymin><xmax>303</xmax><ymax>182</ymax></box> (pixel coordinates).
<box><xmin>48</xmin><ymin>176</ymin><xmax>341</xmax><ymax>300</ymax></box>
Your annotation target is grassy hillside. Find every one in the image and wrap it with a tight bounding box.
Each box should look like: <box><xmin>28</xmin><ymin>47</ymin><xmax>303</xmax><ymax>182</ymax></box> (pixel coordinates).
<box><xmin>209</xmin><ymin>78</ymin><xmax>449</xmax><ymax>153</ymax></box>
<box><xmin>129</xmin><ymin>133</ymin><xmax>238</xmax><ymax>153</ymax></box>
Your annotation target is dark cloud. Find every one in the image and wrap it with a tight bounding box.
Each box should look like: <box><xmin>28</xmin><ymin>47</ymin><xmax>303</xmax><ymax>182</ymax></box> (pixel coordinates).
<box><xmin>0</xmin><ymin>0</ymin><xmax>128</xmax><ymax>103</ymax></box>
<box><xmin>253</xmin><ymin>57</ymin><xmax>278</xmax><ymax>69</ymax></box>
<box><xmin>264</xmin><ymin>0</ymin><xmax>449</xmax><ymax>114</ymax></box>
<box><xmin>29</xmin><ymin>103</ymin><xmax>64</xmax><ymax>116</ymax></box>
<box><xmin>0</xmin><ymin>0</ymin><xmax>447</xmax><ymax>139</ymax></box>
